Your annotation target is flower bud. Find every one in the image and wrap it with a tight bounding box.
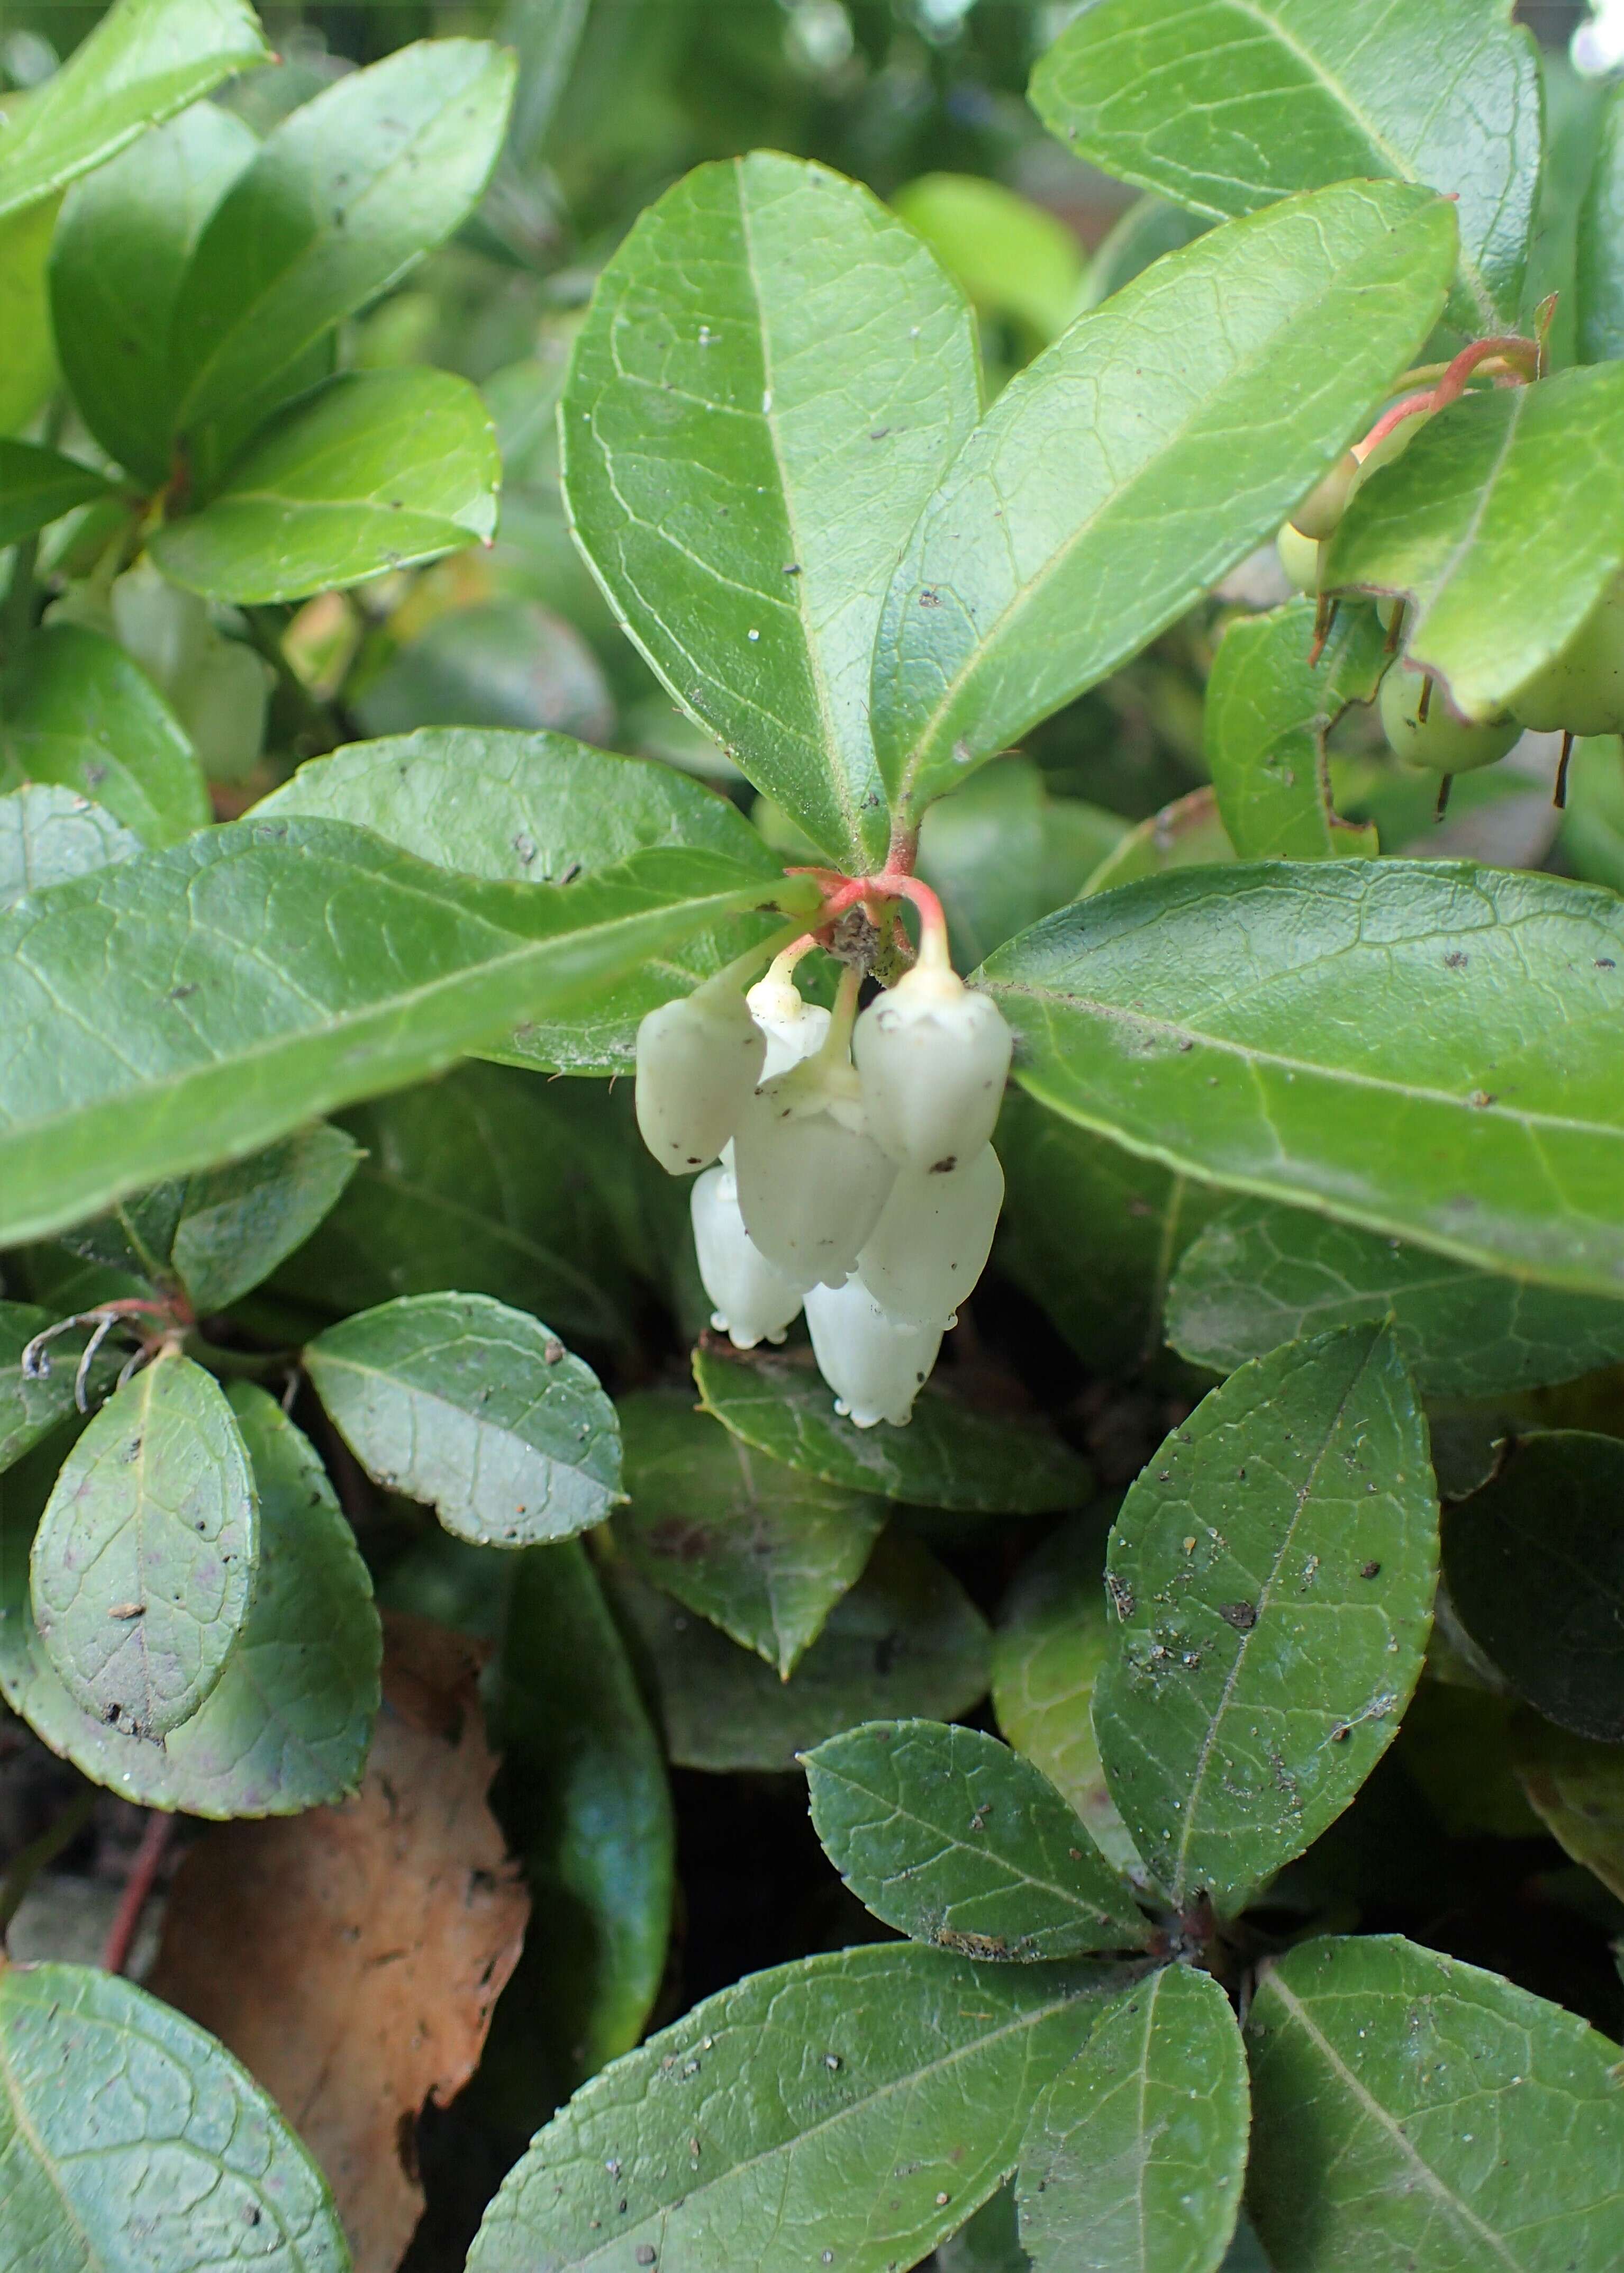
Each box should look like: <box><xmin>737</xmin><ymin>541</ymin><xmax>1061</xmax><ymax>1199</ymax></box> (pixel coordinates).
<box><xmin>732</xmin><ymin>1056</ymin><xmax>896</xmax><ymax>1288</ymax></box>
<box><xmin>635</xmin><ymin>984</ymin><xmax>766</xmax><ymax>1175</ymax></box>
<box><xmin>853</xmin><ymin>962</ymin><xmax>1012</xmax><ymax>1174</ymax></box>
<box><xmin>746</xmin><ymin>970</ymin><xmax>831</xmax><ymax>1082</ymax></box>
<box><xmin>691</xmin><ymin>1165</ymin><xmax>807</xmax><ymax>1347</ymax></box>
<box><xmin>858</xmin><ymin>1145</ymin><xmax>1004</xmax><ymax>1327</ymax></box>
<box><xmin>805</xmin><ymin>1275</ymin><xmax>943</xmax><ymax>1429</ymax></box>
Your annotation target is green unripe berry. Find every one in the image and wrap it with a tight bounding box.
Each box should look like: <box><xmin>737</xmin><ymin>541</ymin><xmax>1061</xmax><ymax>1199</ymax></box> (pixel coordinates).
<box><xmin>1289</xmin><ymin>450</ymin><xmax>1359</xmax><ymax>541</ymax></box>
<box><xmin>1510</xmin><ymin>574</ymin><xmax>1624</xmax><ymax>738</ymax></box>
<box><xmin>1378</xmin><ymin>667</ymin><xmax>1520</xmax><ymax>774</ymax></box>
<box><xmin>1276</xmin><ymin>521</ymin><xmax>1321</xmax><ymax>595</ymax></box>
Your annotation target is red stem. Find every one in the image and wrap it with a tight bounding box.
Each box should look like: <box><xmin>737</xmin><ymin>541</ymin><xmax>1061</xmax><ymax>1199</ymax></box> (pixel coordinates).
<box><xmin>101</xmin><ymin>1811</ymin><xmax>174</xmax><ymax>1977</ymax></box>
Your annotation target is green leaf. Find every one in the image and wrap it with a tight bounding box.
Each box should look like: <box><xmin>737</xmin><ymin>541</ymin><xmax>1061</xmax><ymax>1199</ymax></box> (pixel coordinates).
<box><xmin>167</xmin><ymin>1124</ymin><xmax>361</xmax><ymax>1312</ymax></box>
<box><xmin>0</xmin><ymin>1960</ymin><xmax>348</xmax><ymax>2269</ymax></box>
<box><xmin>0</xmin><ymin>199</ymin><xmax>61</xmax><ymax>435</ymax></box>
<box><xmin>0</xmin><ymin>0</ymin><xmax>270</xmax><ymax>224</ymax></box>
<box><xmin>1081</xmin><ymin>786</ymin><xmax>1234</xmax><ymax>895</ymax></box>
<box><xmin>1325</xmin><ymin>364</ymin><xmax>1624</xmax><ymax>722</ymax></box>
<box><xmin>979</xmin><ymin>861</ymin><xmax>1624</xmax><ymax>1302</ymax></box>
<box><xmin>1017</xmin><ymin>1966</ymin><xmax>1250</xmax><ymax>2273</ymax></box>
<box><xmin>150</xmin><ymin>367</ymin><xmax>501</xmax><ymax>603</ymax></box>
<box><xmin>918</xmin><ymin>759</ymin><xmax>1126</xmax><ymax>969</ymax></box>
<box><xmin>939</xmin><ymin>2186</ymin><xmax>1031</xmax><ymax>2273</ymax></box>
<box><xmin>805</xmin><ymin>1718</ymin><xmax>1149</xmax><ymax>1958</ymax></box>
<box><xmin>1578</xmin><ymin>81</ymin><xmax>1624</xmax><ymax>367</ymax></box>
<box><xmin>170</xmin><ymin>40</ymin><xmax>514</xmax><ymax>442</ymax></box>
<box><xmin>1084</xmin><ymin>194</ymin><xmax>1211</xmax><ymax>310</ymax></box>
<box><xmin>1441</xmin><ymin>1431</ymin><xmax>1624</xmax><ymax>1743</ymax></box>
<box><xmin>1205</xmin><ymin>599</ymin><xmax>1384</xmax><ymax>861</ymax></box>
<box><xmin>0</xmin><ymin>784</ymin><xmax>141</xmax><ymax>909</ymax></box>
<box><xmin>29</xmin><ymin>1349</ymin><xmax>257</xmax><ymax>1741</ymax></box>
<box><xmin>352</xmin><ymin>599</ymin><xmax>613</xmax><ymax>747</ymax></box>
<box><xmin>0</xmin><ymin>816</ymin><xmax>813</xmax><ymax>1249</ymax></box>
<box><xmin>1245</xmin><ymin>1934</ymin><xmax>1624</xmax><ymax>2272</ymax></box>
<box><xmin>615</xmin><ymin>1388</ymin><xmax>885</xmax><ymax>1677</ymax></box>
<box><xmin>1095</xmin><ymin>1324</ymin><xmax>1437</xmax><ymax>1915</ymax></box>
<box><xmin>1</xmin><ymin>1382</ymin><xmax>380</xmax><ymax>1816</ymax></box>
<box><xmin>468</xmin><ymin>1942</ymin><xmax>1120</xmax><ymax>2273</ymax></box>
<box><xmin>1513</xmin><ymin>1714</ymin><xmax>1624</xmax><ymax>1906</ymax></box>
<box><xmin>992</xmin><ymin>1511</ymin><xmax>1141</xmax><ymax>1880</ymax></box>
<box><xmin>560</xmin><ymin>149</ymin><xmax>982</xmax><ymax>870</ymax></box>
<box><xmin>1167</xmin><ymin>1198</ymin><xmax>1624</xmax><ymax>1397</ymax></box>
<box><xmin>50</xmin><ymin>99</ymin><xmax>258</xmax><ymax>484</ymax></box>
<box><xmin>0</xmin><ymin>1302</ymin><xmax>120</xmax><ymax>1474</ymax></box>
<box><xmin>891</xmin><ymin>172</ymin><xmax>1086</xmax><ymax>348</ymax></box>
<box><xmin>871</xmin><ymin>182</ymin><xmax>1458</xmax><ymax>821</ymax></box>
<box><xmin>257</xmin><ymin>725</ymin><xmax>783</xmax><ymax>1075</ymax></box>
<box><xmin>0</xmin><ymin>621</ymin><xmax>209</xmax><ymax>847</ymax></box>
<box><xmin>602</xmin><ymin>1531</ymin><xmax>990</xmax><ymax>1773</ymax></box>
<box><xmin>692</xmin><ymin>1344</ymin><xmax>1091</xmax><ymax>1515</ymax></box>
<box><xmin>0</xmin><ymin>437</ymin><xmax>116</xmax><ymax>545</ymax></box>
<box><xmin>1559</xmin><ymin>734</ymin><xmax>1624</xmax><ymax>893</ymax></box>
<box><xmin>1030</xmin><ymin>0</ymin><xmax>1539</xmax><ymax>334</ymax></box>
<box><xmin>306</xmin><ymin>1291</ymin><xmax>621</xmax><ymax>1548</ymax></box>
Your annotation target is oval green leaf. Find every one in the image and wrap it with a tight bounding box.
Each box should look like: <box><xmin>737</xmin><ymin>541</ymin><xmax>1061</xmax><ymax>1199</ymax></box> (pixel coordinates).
<box><xmin>0</xmin><ymin>437</ymin><xmax>117</xmax><ymax>546</ymax></box>
<box><xmin>1204</xmin><ymin>597</ymin><xmax>1384</xmax><ymax>861</ymax></box>
<box><xmin>0</xmin><ymin>784</ymin><xmax>142</xmax><ymax>910</ymax></box>
<box><xmin>0</xmin><ymin>1301</ymin><xmax>121</xmax><ymax>1474</ymax></box>
<box><xmin>1513</xmin><ymin>1714</ymin><xmax>1624</xmax><ymax>1907</ymax></box>
<box><xmin>168</xmin><ymin>1124</ymin><xmax>361</xmax><ymax>1314</ymax></box>
<box><xmin>1</xmin><ymin>621</ymin><xmax>208</xmax><ymax>847</ymax></box>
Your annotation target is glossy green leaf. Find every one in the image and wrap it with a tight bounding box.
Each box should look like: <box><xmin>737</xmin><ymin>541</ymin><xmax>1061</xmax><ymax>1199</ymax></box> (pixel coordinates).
<box><xmin>1030</xmin><ymin>0</ymin><xmax>1538</xmax><ymax>333</ymax></box>
<box><xmin>1245</xmin><ymin>1934</ymin><xmax>1624</xmax><ymax>2271</ymax></box>
<box><xmin>0</xmin><ymin>199</ymin><xmax>61</xmax><ymax>435</ymax></box>
<box><xmin>0</xmin><ymin>1383</ymin><xmax>380</xmax><ymax>1816</ymax></box>
<box><xmin>1513</xmin><ymin>1715</ymin><xmax>1624</xmax><ymax>1905</ymax></box>
<box><xmin>872</xmin><ymin>182</ymin><xmax>1457</xmax><ymax>822</ymax></box>
<box><xmin>0</xmin><ymin>0</ymin><xmax>270</xmax><ymax>224</ymax></box>
<box><xmin>1326</xmin><ymin>364</ymin><xmax>1624</xmax><ymax>722</ymax></box>
<box><xmin>1017</xmin><ymin>1966</ymin><xmax>1250</xmax><ymax>2273</ymax></box>
<box><xmin>0</xmin><ymin>622</ymin><xmax>208</xmax><ymax>847</ymax></box>
<box><xmin>693</xmin><ymin>1344</ymin><xmax>1091</xmax><ymax>1515</ymax></box>
<box><xmin>560</xmin><ymin>149</ymin><xmax>982</xmax><ymax>869</ymax></box>
<box><xmin>1167</xmin><ymin>1198</ymin><xmax>1624</xmax><ymax>1397</ymax></box>
<box><xmin>306</xmin><ymin>1292</ymin><xmax>621</xmax><ymax>1548</ymax></box>
<box><xmin>891</xmin><ymin>172</ymin><xmax>1085</xmax><ymax>348</ymax></box>
<box><xmin>468</xmin><ymin>1942</ymin><xmax>1119</xmax><ymax>2273</ymax></box>
<box><xmin>170</xmin><ymin>39</ymin><xmax>513</xmax><ymax>438</ymax></box>
<box><xmin>1578</xmin><ymin>80</ymin><xmax>1624</xmax><ymax>367</ymax></box>
<box><xmin>0</xmin><ymin>817</ymin><xmax>813</xmax><ymax>1249</ymax></box>
<box><xmin>1205</xmin><ymin>599</ymin><xmax>1384</xmax><ymax>860</ymax></box>
<box><xmin>805</xmin><ymin>1719</ymin><xmax>1148</xmax><ymax>1958</ymax></box>
<box><xmin>29</xmin><ymin>1350</ymin><xmax>257</xmax><ymax>1741</ymax></box>
<box><xmin>151</xmin><ymin>367</ymin><xmax>501</xmax><ymax>603</ymax></box>
<box><xmin>979</xmin><ymin>861</ymin><xmax>1624</xmax><ymax>1302</ymax></box>
<box><xmin>1441</xmin><ymin>1431</ymin><xmax>1624</xmax><ymax>1743</ymax></box>
<box><xmin>0</xmin><ymin>784</ymin><xmax>141</xmax><ymax>909</ymax></box>
<box><xmin>50</xmin><ymin>99</ymin><xmax>258</xmax><ymax>484</ymax></box>
<box><xmin>0</xmin><ymin>1302</ymin><xmax>120</xmax><ymax>1474</ymax></box>
<box><xmin>992</xmin><ymin>1511</ymin><xmax>1141</xmax><ymax>1880</ymax></box>
<box><xmin>0</xmin><ymin>438</ymin><xmax>116</xmax><ymax>546</ymax></box>
<box><xmin>1095</xmin><ymin>1324</ymin><xmax>1437</xmax><ymax>1915</ymax></box>
<box><xmin>258</xmin><ymin>725</ymin><xmax>783</xmax><ymax>1074</ymax></box>
<box><xmin>167</xmin><ymin>1124</ymin><xmax>361</xmax><ymax>1311</ymax></box>
<box><xmin>603</xmin><ymin>1531</ymin><xmax>990</xmax><ymax>1772</ymax></box>
<box><xmin>0</xmin><ymin>1960</ymin><xmax>348</xmax><ymax>2272</ymax></box>
<box><xmin>616</xmin><ymin>1389</ymin><xmax>885</xmax><ymax>1676</ymax></box>
<box><xmin>1081</xmin><ymin>786</ymin><xmax>1234</xmax><ymax>895</ymax></box>
<box><xmin>918</xmin><ymin>759</ymin><xmax>1126</xmax><ymax>970</ymax></box>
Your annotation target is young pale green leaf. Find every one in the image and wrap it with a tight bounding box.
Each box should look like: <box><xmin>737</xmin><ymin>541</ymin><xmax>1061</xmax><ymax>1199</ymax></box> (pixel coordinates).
<box><xmin>602</xmin><ymin>1532</ymin><xmax>990</xmax><ymax>1773</ymax></box>
<box><xmin>0</xmin><ymin>785</ymin><xmax>141</xmax><ymax>910</ymax></box>
<box><xmin>805</xmin><ymin>1719</ymin><xmax>1149</xmax><ymax>1958</ymax></box>
<box><xmin>870</xmin><ymin>181</ymin><xmax>1457</xmax><ymax>822</ymax></box>
<box><xmin>1</xmin><ymin>1383</ymin><xmax>380</xmax><ymax>1816</ymax></box>
<box><xmin>167</xmin><ymin>1124</ymin><xmax>361</xmax><ymax>1312</ymax></box>
<box><xmin>1578</xmin><ymin>83</ymin><xmax>1624</xmax><ymax>366</ymax></box>
<box><xmin>979</xmin><ymin>861</ymin><xmax>1624</xmax><ymax>1302</ymax></box>
<box><xmin>150</xmin><ymin>367</ymin><xmax>500</xmax><ymax>602</ymax></box>
<box><xmin>468</xmin><ymin>1942</ymin><xmax>1121</xmax><ymax>2273</ymax></box>
<box><xmin>992</xmin><ymin>1512</ymin><xmax>1140</xmax><ymax>1880</ymax></box>
<box><xmin>0</xmin><ymin>1959</ymin><xmax>349</xmax><ymax>2273</ymax></box>
<box><xmin>1205</xmin><ymin>599</ymin><xmax>1384</xmax><ymax>861</ymax></box>
<box><xmin>1326</xmin><ymin>365</ymin><xmax>1624</xmax><ymax>722</ymax></box>
<box><xmin>170</xmin><ymin>40</ymin><xmax>515</xmax><ymax>437</ymax></box>
<box><xmin>1512</xmin><ymin>1715</ymin><xmax>1624</xmax><ymax>1906</ymax></box>
<box><xmin>0</xmin><ymin>1303</ymin><xmax>120</xmax><ymax>1474</ymax></box>
<box><xmin>692</xmin><ymin>1344</ymin><xmax>1091</xmax><ymax>1515</ymax></box>
<box><xmin>30</xmin><ymin>1350</ymin><xmax>258</xmax><ymax>1741</ymax></box>
<box><xmin>1029</xmin><ymin>0</ymin><xmax>1539</xmax><ymax>334</ymax></box>
<box><xmin>1167</xmin><ymin>1199</ymin><xmax>1624</xmax><ymax>1397</ymax></box>
<box><xmin>306</xmin><ymin>1292</ymin><xmax>621</xmax><ymax>1548</ymax></box>
<box><xmin>0</xmin><ymin>817</ymin><xmax>813</xmax><ymax>1249</ymax></box>
<box><xmin>1246</xmin><ymin>1935</ymin><xmax>1624</xmax><ymax>2271</ymax></box>
<box><xmin>257</xmin><ymin>726</ymin><xmax>783</xmax><ymax>1074</ymax></box>
<box><xmin>891</xmin><ymin>173</ymin><xmax>1086</xmax><ymax>348</ymax></box>
<box><xmin>0</xmin><ymin>622</ymin><xmax>208</xmax><ymax>847</ymax></box>
<box><xmin>1442</xmin><ymin>1432</ymin><xmax>1624</xmax><ymax>1743</ymax></box>
<box><xmin>616</xmin><ymin>1389</ymin><xmax>885</xmax><ymax>1677</ymax></box>
<box><xmin>560</xmin><ymin>149</ymin><xmax>982</xmax><ymax>870</ymax></box>
<box><xmin>0</xmin><ymin>437</ymin><xmax>117</xmax><ymax>545</ymax></box>
<box><xmin>50</xmin><ymin>100</ymin><xmax>258</xmax><ymax>484</ymax></box>
<box><xmin>1017</xmin><ymin>1965</ymin><xmax>1250</xmax><ymax>2273</ymax></box>
<box><xmin>0</xmin><ymin>0</ymin><xmax>269</xmax><ymax>224</ymax></box>
<box><xmin>1095</xmin><ymin>1324</ymin><xmax>1437</xmax><ymax>1916</ymax></box>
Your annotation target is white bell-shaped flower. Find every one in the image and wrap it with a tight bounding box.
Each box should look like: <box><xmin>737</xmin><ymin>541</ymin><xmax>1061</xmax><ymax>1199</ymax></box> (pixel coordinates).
<box><xmin>691</xmin><ymin>1165</ymin><xmax>807</xmax><ymax>1347</ymax></box>
<box><xmin>732</xmin><ymin>1052</ymin><xmax>896</xmax><ymax>1288</ymax></box>
<box><xmin>805</xmin><ymin>1275</ymin><xmax>943</xmax><ymax>1428</ymax></box>
<box><xmin>853</xmin><ymin>957</ymin><xmax>1012</xmax><ymax>1173</ymax></box>
<box><xmin>635</xmin><ymin>983</ymin><xmax>765</xmax><ymax>1176</ymax></box>
<box><xmin>858</xmin><ymin>1145</ymin><xmax>1004</xmax><ymax>1327</ymax></box>
<box><xmin>747</xmin><ymin>967</ymin><xmax>831</xmax><ymax>1081</ymax></box>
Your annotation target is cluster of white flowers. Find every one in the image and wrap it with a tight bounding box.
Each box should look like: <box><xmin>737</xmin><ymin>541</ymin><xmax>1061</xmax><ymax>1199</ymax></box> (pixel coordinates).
<box><xmin>634</xmin><ymin>930</ymin><xmax>1012</xmax><ymax>1427</ymax></box>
